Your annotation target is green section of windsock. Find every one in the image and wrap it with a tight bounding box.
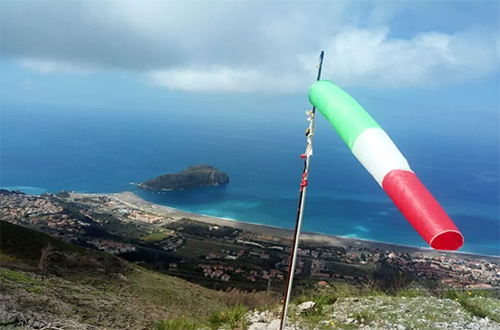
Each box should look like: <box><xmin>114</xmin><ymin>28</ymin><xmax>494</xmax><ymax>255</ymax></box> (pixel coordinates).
<box><xmin>308</xmin><ymin>80</ymin><xmax>381</xmax><ymax>150</ymax></box>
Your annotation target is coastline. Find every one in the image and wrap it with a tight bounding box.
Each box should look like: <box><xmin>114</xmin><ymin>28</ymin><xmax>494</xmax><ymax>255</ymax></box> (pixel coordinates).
<box><xmin>70</xmin><ymin>191</ymin><xmax>499</xmax><ymax>261</ymax></box>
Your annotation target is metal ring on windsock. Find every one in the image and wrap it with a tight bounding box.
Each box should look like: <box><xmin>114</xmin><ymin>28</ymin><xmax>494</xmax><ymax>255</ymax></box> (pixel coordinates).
<box><xmin>308</xmin><ymin>80</ymin><xmax>464</xmax><ymax>251</ymax></box>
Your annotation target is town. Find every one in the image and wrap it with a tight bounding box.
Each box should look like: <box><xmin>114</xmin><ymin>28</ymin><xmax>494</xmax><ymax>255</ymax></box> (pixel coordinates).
<box><xmin>1</xmin><ymin>189</ymin><xmax>499</xmax><ymax>292</ymax></box>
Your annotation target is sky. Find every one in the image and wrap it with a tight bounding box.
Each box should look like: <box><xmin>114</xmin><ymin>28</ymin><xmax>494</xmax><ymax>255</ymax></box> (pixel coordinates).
<box><xmin>0</xmin><ymin>0</ymin><xmax>499</xmax><ymax>139</ymax></box>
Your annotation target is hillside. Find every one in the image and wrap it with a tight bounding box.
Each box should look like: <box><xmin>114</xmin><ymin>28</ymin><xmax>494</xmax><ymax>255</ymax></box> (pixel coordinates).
<box><xmin>151</xmin><ymin>285</ymin><xmax>500</xmax><ymax>330</ymax></box>
<box><xmin>2</xmin><ymin>220</ymin><xmax>500</xmax><ymax>330</ymax></box>
<box><xmin>244</xmin><ymin>286</ymin><xmax>500</xmax><ymax>330</ymax></box>
<box><xmin>0</xmin><ymin>220</ymin><xmax>270</xmax><ymax>330</ymax></box>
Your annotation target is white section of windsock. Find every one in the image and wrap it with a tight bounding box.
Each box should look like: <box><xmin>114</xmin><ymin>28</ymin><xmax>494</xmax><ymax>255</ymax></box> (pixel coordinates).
<box><xmin>351</xmin><ymin>127</ymin><xmax>413</xmax><ymax>186</ymax></box>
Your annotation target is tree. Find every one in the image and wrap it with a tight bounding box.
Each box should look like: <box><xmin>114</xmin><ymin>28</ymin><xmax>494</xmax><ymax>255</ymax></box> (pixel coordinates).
<box><xmin>38</xmin><ymin>243</ymin><xmax>55</xmax><ymax>281</ymax></box>
<box><xmin>369</xmin><ymin>257</ymin><xmax>415</xmax><ymax>293</ymax></box>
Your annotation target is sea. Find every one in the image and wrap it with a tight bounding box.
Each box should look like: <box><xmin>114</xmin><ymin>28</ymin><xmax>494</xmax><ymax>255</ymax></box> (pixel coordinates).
<box><xmin>1</xmin><ymin>102</ymin><xmax>499</xmax><ymax>256</ymax></box>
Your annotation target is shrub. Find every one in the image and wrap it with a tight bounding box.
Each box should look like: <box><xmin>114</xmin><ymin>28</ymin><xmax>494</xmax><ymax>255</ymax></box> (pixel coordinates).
<box><xmin>208</xmin><ymin>305</ymin><xmax>248</xmax><ymax>330</ymax></box>
<box><xmin>219</xmin><ymin>287</ymin><xmax>280</xmax><ymax>311</ymax></box>
<box><xmin>154</xmin><ymin>317</ymin><xmax>204</xmax><ymax>330</ymax></box>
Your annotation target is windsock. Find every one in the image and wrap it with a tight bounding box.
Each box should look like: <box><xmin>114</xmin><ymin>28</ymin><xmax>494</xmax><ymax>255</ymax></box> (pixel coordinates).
<box><xmin>309</xmin><ymin>80</ymin><xmax>464</xmax><ymax>250</ymax></box>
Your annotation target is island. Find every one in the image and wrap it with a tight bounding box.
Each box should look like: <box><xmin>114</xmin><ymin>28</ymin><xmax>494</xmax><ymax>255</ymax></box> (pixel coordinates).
<box><xmin>137</xmin><ymin>165</ymin><xmax>230</xmax><ymax>191</ymax></box>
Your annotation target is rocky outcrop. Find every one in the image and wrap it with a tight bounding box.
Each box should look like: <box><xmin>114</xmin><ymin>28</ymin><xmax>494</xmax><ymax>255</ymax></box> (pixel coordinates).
<box><xmin>241</xmin><ymin>296</ymin><xmax>500</xmax><ymax>330</ymax></box>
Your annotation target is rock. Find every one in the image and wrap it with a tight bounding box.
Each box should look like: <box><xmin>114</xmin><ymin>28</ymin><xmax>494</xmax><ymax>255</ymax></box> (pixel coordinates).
<box><xmin>397</xmin><ymin>324</ymin><xmax>407</xmax><ymax>330</ymax></box>
<box><xmin>246</xmin><ymin>311</ymin><xmax>274</xmax><ymax>324</ymax></box>
<box><xmin>260</xmin><ymin>311</ymin><xmax>275</xmax><ymax>323</ymax></box>
<box><xmin>247</xmin><ymin>311</ymin><xmax>261</xmax><ymax>323</ymax></box>
<box><xmin>31</xmin><ymin>320</ymin><xmax>45</xmax><ymax>329</ymax></box>
<box><xmin>0</xmin><ymin>311</ymin><xmax>19</xmax><ymax>326</ymax></box>
<box><xmin>267</xmin><ymin>319</ymin><xmax>281</xmax><ymax>330</ymax></box>
<box><xmin>297</xmin><ymin>301</ymin><xmax>316</xmax><ymax>313</ymax></box>
<box><xmin>248</xmin><ymin>322</ymin><xmax>268</xmax><ymax>330</ymax></box>
<box><xmin>345</xmin><ymin>318</ymin><xmax>355</xmax><ymax>324</ymax></box>
<box><xmin>267</xmin><ymin>319</ymin><xmax>295</xmax><ymax>330</ymax></box>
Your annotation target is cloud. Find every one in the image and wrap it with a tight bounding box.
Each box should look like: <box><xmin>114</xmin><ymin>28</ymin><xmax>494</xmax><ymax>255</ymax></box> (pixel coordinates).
<box><xmin>17</xmin><ymin>58</ymin><xmax>101</xmax><ymax>74</ymax></box>
<box><xmin>144</xmin><ymin>67</ymin><xmax>303</xmax><ymax>94</ymax></box>
<box><xmin>301</xmin><ymin>26</ymin><xmax>500</xmax><ymax>89</ymax></box>
<box><xmin>1</xmin><ymin>1</ymin><xmax>499</xmax><ymax>93</ymax></box>
<box><xmin>145</xmin><ymin>26</ymin><xmax>499</xmax><ymax>93</ymax></box>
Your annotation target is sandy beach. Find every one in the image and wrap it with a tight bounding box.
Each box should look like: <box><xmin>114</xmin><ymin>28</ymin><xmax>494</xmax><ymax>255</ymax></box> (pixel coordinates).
<box><xmin>70</xmin><ymin>191</ymin><xmax>499</xmax><ymax>261</ymax></box>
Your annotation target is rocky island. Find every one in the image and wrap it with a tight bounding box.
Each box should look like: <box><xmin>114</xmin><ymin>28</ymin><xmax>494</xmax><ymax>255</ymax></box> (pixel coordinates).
<box><xmin>138</xmin><ymin>165</ymin><xmax>230</xmax><ymax>191</ymax></box>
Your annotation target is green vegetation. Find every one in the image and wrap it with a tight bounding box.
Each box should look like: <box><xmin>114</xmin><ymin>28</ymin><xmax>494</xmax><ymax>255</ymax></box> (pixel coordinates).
<box><xmin>1</xmin><ymin>219</ymin><xmax>129</xmax><ymax>279</ymax></box>
<box><xmin>1</xmin><ymin>265</ymin><xmax>230</xmax><ymax>329</ymax></box>
<box><xmin>153</xmin><ymin>305</ymin><xmax>249</xmax><ymax>330</ymax></box>
<box><xmin>352</xmin><ymin>310</ymin><xmax>376</xmax><ymax>324</ymax></box>
<box><xmin>0</xmin><ymin>268</ymin><xmax>42</xmax><ymax>285</ymax></box>
<box><xmin>208</xmin><ymin>305</ymin><xmax>249</xmax><ymax>330</ymax></box>
<box><xmin>0</xmin><ymin>220</ymin><xmax>277</xmax><ymax>330</ymax></box>
<box><xmin>2</xmin><ymin>219</ymin><xmax>499</xmax><ymax>330</ymax></box>
<box><xmin>323</xmin><ymin>260</ymin><xmax>370</xmax><ymax>277</ymax></box>
<box><xmin>293</xmin><ymin>281</ymin><xmax>385</xmax><ymax>304</ymax></box>
<box><xmin>394</xmin><ymin>288</ymin><xmax>426</xmax><ymax>298</ymax></box>
<box><xmin>140</xmin><ymin>165</ymin><xmax>230</xmax><ymax>191</ymax></box>
<box><xmin>141</xmin><ymin>232</ymin><xmax>171</xmax><ymax>242</ymax></box>
<box><xmin>154</xmin><ymin>317</ymin><xmax>205</xmax><ymax>330</ymax></box>
<box><xmin>286</xmin><ymin>282</ymin><xmax>500</xmax><ymax>330</ymax></box>
<box><xmin>219</xmin><ymin>287</ymin><xmax>280</xmax><ymax>311</ymax></box>
<box><xmin>176</xmin><ymin>237</ymin><xmax>235</xmax><ymax>258</ymax></box>
<box><xmin>99</xmin><ymin>216</ymin><xmax>151</xmax><ymax>240</ymax></box>
<box><xmin>1</xmin><ymin>219</ymin><xmax>84</xmax><ymax>265</ymax></box>
<box><xmin>293</xmin><ymin>290</ymin><xmax>338</xmax><ymax>317</ymax></box>
<box><xmin>444</xmin><ymin>290</ymin><xmax>500</xmax><ymax>322</ymax></box>
<box><xmin>165</xmin><ymin>219</ymin><xmax>241</xmax><ymax>240</ymax></box>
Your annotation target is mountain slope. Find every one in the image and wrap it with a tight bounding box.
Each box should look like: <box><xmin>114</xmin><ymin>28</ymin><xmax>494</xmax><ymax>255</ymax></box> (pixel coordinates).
<box><xmin>0</xmin><ymin>220</ymin><xmax>230</xmax><ymax>329</ymax></box>
<box><xmin>3</xmin><ymin>221</ymin><xmax>499</xmax><ymax>330</ymax></box>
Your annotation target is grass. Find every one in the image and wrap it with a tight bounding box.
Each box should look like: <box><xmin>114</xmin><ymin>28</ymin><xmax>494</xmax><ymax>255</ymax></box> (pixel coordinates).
<box><xmin>0</xmin><ymin>220</ymin><xmax>236</xmax><ymax>329</ymax></box>
<box><xmin>208</xmin><ymin>305</ymin><xmax>249</xmax><ymax>330</ymax></box>
<box><xmin>290</xmin><ymin>281</ymin><xmax>389</xmax><ymax>326</ymax></box>
<box><xmin>352</xmin><ymin>310</ymin><xmax>376</xmax><ymax>324</ymax></box>
<box><xmin>1</xmin><ymin>264</ymin><xmax>231</xmax><ymax>329</ymax></box>
<box><xmin>293</xmin><ymin>281</ymin><xmax>386</xmax><ymax>307</ymax></box>
<box><xmin>0</xmin><ymin>268</ymin><xmax>42</xmax><ymax>285</ymax></box>
<box><xmin>4</xmin><ymin>219</ymin><xmax>499</xmax><ymax>330</ymax></box>
<box><xmin>293</xmin><ymin>292</ymin><xmax>338</xmax><ymax>318</ymax></box>
<box><xmin>0</xmin><ymin>268</ymin><xmax>47</xmax><ymax>295</ymax></box>
<box><xmin>394</xmin><ymin>288</ymin><xmax>427</xmax><ymax>298</ymax></box>
<box><xmin>141</xmin><ymin>232</ymin><xmax>171</xmax><ymax>243</ymax></box>
<box><xmin>444</xmin><ymin>289</ymin><xmax>500</xmax><ymax>322</ymax></box>
<box><xmin>127</xmin><ymin>267</ymin><xmax>227</xmax><ymax>318</ymax></box>
<box><xmin>0</xmin><ymin>220</ymin><xmax>284</xmax><ymax>329</ymax></box>
<box><xmin>0</xmin><ymin>220</ymin><xmax>84</xmax><ymax>266</ymax></box>
<box><xmin>153</xmin><ymin>305</ymin><xmax>249</xmax><ymax>330</ymax></box>
<box><xmin>176</xmin><ymin>238</ymin><xmax>231</xmax><ymax>258</ymax></box>
<box><xmin>219</xmin><ymin>287</ymin><xmax>280</xmax><ymax>311</ymax></box>
<box><xmin>0</xmin><ymin>219</ymin><xmax>124</xmax><ymax>278</ymax></box>
<box><xmin>154</xmin><ymin>317</ymin><xmax>205</xmax><ymax>330</ymax></box>
<box><xmin>290</xmin><ymin>283</ymin><xmax>362</xmax><ymax>328</ymax></box>
<box><xmin>287</xmin><ymin>282</ymin><xmax>500</xmax><ymax>330</ymax></box>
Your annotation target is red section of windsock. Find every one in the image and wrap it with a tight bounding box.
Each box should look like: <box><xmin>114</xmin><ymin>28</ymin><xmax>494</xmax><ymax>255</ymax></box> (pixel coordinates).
<box><xmin>382</xmin><ymin>170</ymin><xmax>464</xmax><ymax>250</ymax></box>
